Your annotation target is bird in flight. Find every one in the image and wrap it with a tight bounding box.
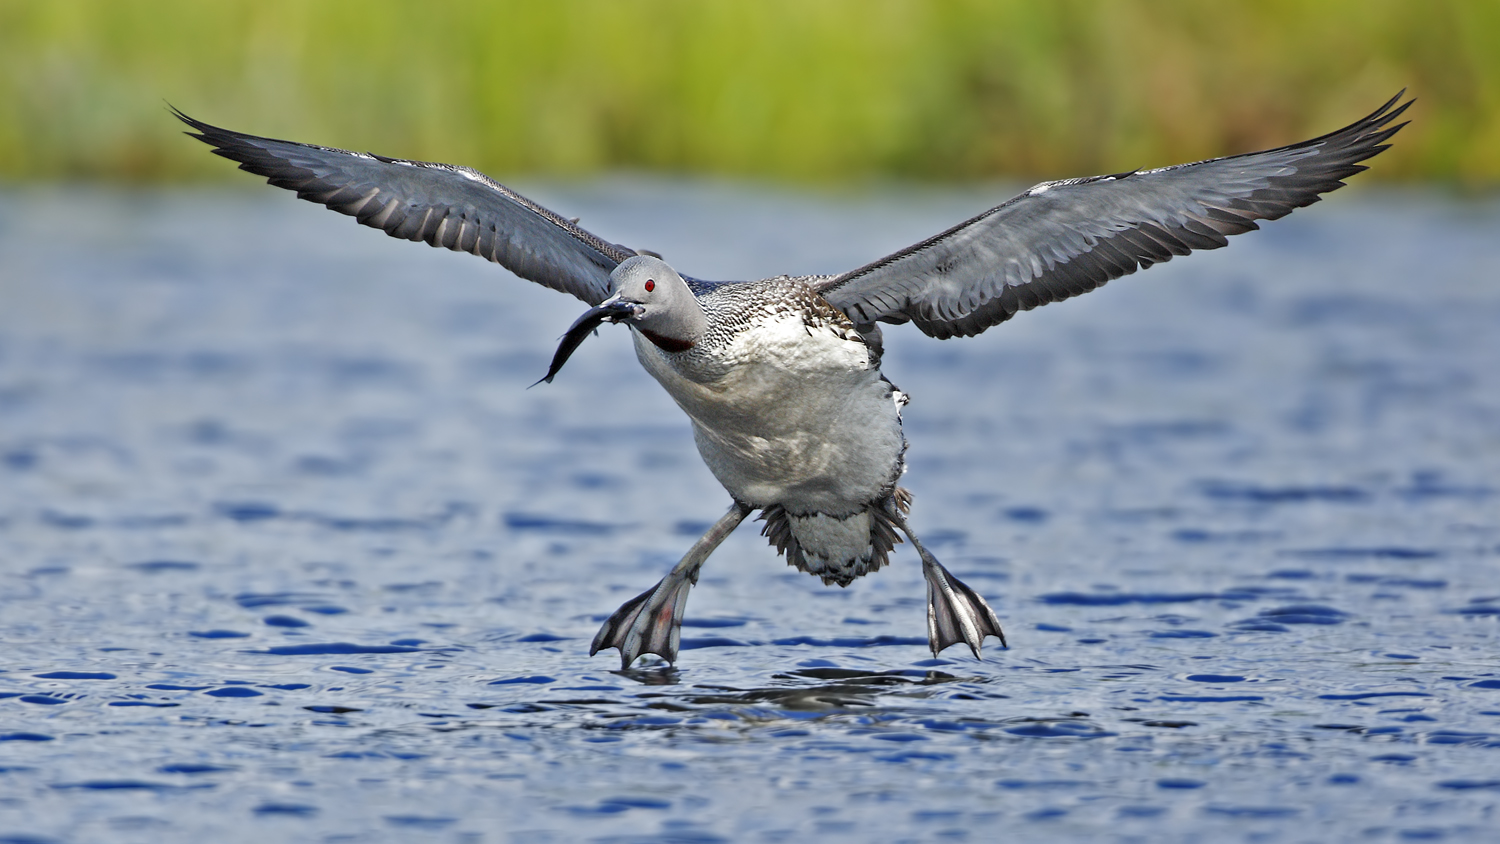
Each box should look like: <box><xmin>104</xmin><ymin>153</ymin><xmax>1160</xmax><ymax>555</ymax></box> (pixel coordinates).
<box><xmin>175</xmin><ymin>92</ymin><xmax>1409</xmax><ymax>669</ymax></box>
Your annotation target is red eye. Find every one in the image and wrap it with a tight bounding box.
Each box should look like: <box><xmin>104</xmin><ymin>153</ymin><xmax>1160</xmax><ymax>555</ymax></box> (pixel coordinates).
<box><xmin>644</xmin><ymin>279</ymin><xmax>655</xmax><ymax>293</ymax></box>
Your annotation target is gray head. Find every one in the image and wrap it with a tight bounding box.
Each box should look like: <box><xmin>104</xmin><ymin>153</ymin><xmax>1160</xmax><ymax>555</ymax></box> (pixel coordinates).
<box><xmin>609</xmin><ymin>256</ymin><xmax>706</xmax><ymax>352</ymax></box>
<box><xmin>533</xmin><ymin>255</ymin><xmax>706</xmax><ymax>385</ymax></box>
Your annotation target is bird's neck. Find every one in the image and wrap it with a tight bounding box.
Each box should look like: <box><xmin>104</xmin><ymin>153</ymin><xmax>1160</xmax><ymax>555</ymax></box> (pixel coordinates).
<box><xmin>639</xmin><ymin>328</ymin><xmax>696</xmax><ymax>353</ymax></box>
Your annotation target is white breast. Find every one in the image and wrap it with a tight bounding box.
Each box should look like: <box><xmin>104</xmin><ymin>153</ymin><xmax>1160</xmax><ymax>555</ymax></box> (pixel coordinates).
<box><xmin>633</xmin><ymin>313</ymin><xmax>905</xmax><ymax>516</ymax></box>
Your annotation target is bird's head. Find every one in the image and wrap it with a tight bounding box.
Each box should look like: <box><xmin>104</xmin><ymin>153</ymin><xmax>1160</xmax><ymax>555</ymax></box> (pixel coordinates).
<box><xmin>534</xmin><ymin>255</ymin><xmax>706</xmax><ymax>385</ymax></box>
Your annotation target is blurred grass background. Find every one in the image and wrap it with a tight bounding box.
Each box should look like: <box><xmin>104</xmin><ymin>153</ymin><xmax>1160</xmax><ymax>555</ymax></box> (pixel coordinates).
<box><xmin>1</xmin><ymin>0</ymin><xmax>1496</xmax><ymax>185</ymax></box>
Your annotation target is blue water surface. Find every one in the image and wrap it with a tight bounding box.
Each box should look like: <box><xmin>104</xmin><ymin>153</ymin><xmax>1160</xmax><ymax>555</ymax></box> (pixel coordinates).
<box><xmin>1</xmin><ymin>182</ymin><xmax>1498</xmax><ymax>843</ymax></box>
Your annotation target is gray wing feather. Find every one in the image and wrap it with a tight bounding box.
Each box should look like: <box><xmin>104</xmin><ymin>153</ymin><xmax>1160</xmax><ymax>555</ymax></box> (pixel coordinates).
<box><xmin>817</xmin><ymin>92</ymin><xmax>1412</xmax><ymax>339</ymax></box>
<box><xmin>174</xmin><ymin>108</ymin><xmax>633</xmax><ymax>306</ymax></box>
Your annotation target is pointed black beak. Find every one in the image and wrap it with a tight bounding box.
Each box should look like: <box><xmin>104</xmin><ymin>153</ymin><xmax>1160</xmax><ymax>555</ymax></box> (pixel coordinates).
<box><xmin>532</xmin><ymin>299</ymin><xmax>642</xmax><ymax>386</ymax></box>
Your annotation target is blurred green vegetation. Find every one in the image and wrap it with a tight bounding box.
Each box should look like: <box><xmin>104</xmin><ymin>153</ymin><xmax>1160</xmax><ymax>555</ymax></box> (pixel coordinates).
<box><xmin>1</xmin><ymin>0</ymin><xmax>1496</xmax><ymax>184</ymax></box>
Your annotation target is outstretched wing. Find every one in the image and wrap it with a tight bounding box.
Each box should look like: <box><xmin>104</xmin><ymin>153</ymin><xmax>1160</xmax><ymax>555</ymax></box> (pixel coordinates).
<box><xmin>174</xmin><ymin>108</ymin><xmax>635</xmax><ymax>306</ymax></box>
<box><xmin>817</xmin><ymin>92</ymin><xmax>1412</xmax><ymax>339</ymax></box>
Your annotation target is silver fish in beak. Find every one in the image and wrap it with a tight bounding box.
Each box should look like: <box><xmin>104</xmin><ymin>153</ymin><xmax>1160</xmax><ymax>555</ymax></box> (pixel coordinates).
<box><xmin>532</xmin><ymin>298</ymin><xmax>643</xmax><ymax>386</ymax></box>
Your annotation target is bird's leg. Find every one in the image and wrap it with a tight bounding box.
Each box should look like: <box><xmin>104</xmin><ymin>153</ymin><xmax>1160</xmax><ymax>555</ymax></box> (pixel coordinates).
<box><xmin>890</xmin><ymin>512</ymin><xmax>1007</xmax><ymax>658</ymax></box>
<box><xmin>591</xmin><ymin>501</ymin><xmax>752</xmax><ymax>669</ymax></box>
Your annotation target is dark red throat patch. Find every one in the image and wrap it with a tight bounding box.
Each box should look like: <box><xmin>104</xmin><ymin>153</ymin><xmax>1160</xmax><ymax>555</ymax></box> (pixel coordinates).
<box><xmin>639</xmin><ymin>329</ymin><xmax>695</xmax><ymax>353</ymax></box>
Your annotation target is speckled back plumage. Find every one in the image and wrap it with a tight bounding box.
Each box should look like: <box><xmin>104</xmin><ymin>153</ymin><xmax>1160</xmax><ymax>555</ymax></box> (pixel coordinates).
<box><xmin>685</xmin><ymin>275</ymin><xmax>857</xmax><ymax>355</ymax></box>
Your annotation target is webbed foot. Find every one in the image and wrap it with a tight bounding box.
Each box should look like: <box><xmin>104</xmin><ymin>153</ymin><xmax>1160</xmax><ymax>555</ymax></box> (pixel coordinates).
<box><xmin>590</xmin><ymin>572</ymin><xmax>697</xmax><ymax>669</ymax></box>
<box><xmin>590</xmin><ymin>501</ymin><xmax>751</xmax><ymax>669</ymax></box>
<box><xmin>888</xmin><ymin>508</ymin><xmax>1007</xmax><ymax>658</ymax></box>
<box><xmin>922</xmin><ymin>556</ymin><xmax>1007</xmax><ymax>658</ymax></box>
